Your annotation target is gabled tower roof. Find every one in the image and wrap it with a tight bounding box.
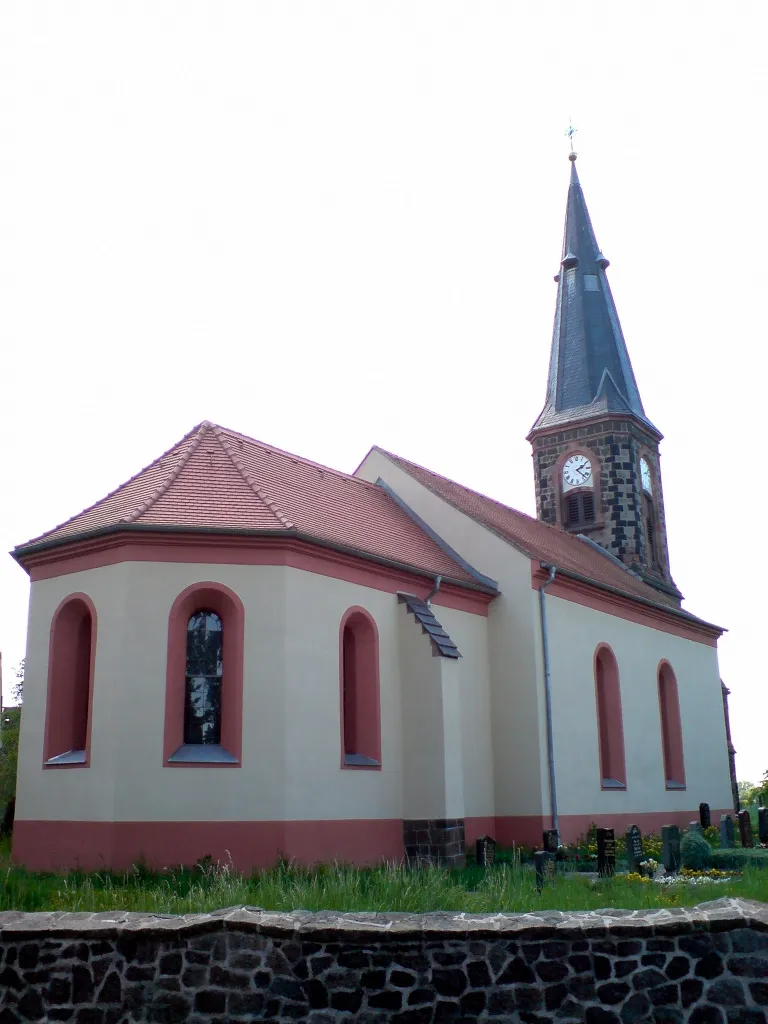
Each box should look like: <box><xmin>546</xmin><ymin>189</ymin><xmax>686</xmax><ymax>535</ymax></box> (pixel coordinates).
<box><xmin>529</xmin><ymin>154</ymin><xmax>659</xmax><ymax>437</ymax></box>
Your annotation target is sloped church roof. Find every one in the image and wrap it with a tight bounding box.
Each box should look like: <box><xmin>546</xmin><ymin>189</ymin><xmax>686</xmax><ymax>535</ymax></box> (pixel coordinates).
<box><xmin>530</xmin><ymin>154</ymin><xmax>659</xmax><ymax>436</ymax></box>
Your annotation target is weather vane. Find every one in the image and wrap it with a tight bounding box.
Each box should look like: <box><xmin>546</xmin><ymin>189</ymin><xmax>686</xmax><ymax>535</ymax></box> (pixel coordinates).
<box><xmin>565</xmin><ymin>119</ymin><xmax>577</xmax><ymax>161</ymax></box>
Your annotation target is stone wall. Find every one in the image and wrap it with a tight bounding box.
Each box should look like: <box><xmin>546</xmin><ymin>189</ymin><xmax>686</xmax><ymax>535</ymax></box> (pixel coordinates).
<box><xmin>0</xmin><ymin>899</ymin><xmax>766</xmax><ymax>1023</ymax></box>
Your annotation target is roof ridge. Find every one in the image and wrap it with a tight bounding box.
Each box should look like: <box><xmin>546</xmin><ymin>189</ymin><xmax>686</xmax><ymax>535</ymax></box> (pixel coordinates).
<box><xmin>125</xmin><ymin>422</ymin><xmax>211</xmax><ymax>524</ymax></box>
<box><xmin>214</xmin><ymin>423</ymin><xmax>385</xmax><ymax>493</ymax></box>
<box><xmin>211</xmin><ymin>425</ymin><xmax>295</xmax><ymax>530</ymax></box>
<box><xmin>16</xmin><ymin>422</ymin><xmax>208</xmax><ymax>548</ymax></box>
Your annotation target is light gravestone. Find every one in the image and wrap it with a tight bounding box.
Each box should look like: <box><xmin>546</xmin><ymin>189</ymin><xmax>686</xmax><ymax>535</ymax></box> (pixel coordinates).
<box><xmin>596</xmin><ymin>828</ymin><xmax>616</xmax><ymax>877</ymax></box>
<box><xmin>720</xmin><ymin>814</ymin><xmax>735</xmax><ymax>849</ymax></box>
<box><xmin>738</xmin><ymin>809</ymin><xmax>754</xmax><ymax>849</ymax></box>
<box><xmin>759</xmin><ymin>807</ymin><xmax>768</xmax><ymax>847</ymax></box>
<box><xmin>689</xmin><ymin>821</ymin><xmax>703</xmax><ymax>835</ymax></box>
<box><xmin>625</xmin><ymin>824</ymin><xmax>644</xmax><ymax>873</ymax></box>
<box><xmin>699</xmin><ymin>802</ymin><xmax>711</xmax><ymax>829</ymax></box>
<box><xmin>662</xmin><ymin>825</ymin><xmax>681</xmax><ymax>874</ymax></box>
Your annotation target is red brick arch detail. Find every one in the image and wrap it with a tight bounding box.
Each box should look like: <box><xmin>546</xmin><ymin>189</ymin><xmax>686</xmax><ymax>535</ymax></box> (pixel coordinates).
<box><xmin>164</xmin><ymin>581</ymin><xmax>245</xmax><ymax>767</ymax></box>
<box><xmin>593</xmin><ymin>643</ymin><xmax>627</xmax><ymax>789</ymax></box>
<box><xmin>657</xmin><ymin>659</ymin><xmax>686</xmax><ymax>789</ymax></box>
<box><xmin>44</xmin><ymin>592</ymin><xmax>97</xmax><ymax>768</ymax></box>
<box><xmin>339</xmin><ymin>606</ymin><xmax>381</xmax><ymax>770</ymax></box>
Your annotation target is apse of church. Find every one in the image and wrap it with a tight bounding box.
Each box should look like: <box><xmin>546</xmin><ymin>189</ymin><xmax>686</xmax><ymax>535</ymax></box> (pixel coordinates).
<box><xmin>528</xmin><ymin>153</ymin><xmax>682</xmax><ymax>606</ymax></box>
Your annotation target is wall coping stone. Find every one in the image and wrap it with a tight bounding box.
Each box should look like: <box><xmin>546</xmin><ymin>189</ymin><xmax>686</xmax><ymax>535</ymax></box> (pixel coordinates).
<box><xmin>0</xmin><ymin>897</ymin><xmax>765</xmax><ymax>942</ymax></box>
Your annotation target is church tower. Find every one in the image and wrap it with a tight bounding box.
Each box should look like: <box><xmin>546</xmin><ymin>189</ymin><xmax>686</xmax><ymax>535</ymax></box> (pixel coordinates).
<box><xmin>528</xmin><ymin>152</ymin><xmax>682</xmax><ymax>604</ymax></box>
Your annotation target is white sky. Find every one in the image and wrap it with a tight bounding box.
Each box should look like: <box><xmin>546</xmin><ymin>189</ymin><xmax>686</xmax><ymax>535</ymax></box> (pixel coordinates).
<box><xmin>1</xmin><ymin>3</ymin><xmax>766</xmax><ymax>782</ymax></box>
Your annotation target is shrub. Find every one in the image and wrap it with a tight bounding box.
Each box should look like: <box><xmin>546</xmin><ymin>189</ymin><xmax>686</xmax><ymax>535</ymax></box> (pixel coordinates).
<box><xmin>711</xmin><ymin>848</ymin><xmax>768</xmax><ymax>871</ymax></box>
<box><xmin>680</xmin><ymin>830</ymin><xmax>712</xmax><ymax>870</ymax></box>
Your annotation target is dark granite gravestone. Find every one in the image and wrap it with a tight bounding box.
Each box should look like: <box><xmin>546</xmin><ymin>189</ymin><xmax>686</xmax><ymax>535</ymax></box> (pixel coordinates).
<box><xmin>738</xmin><ymin>809</ymin><xmax>754</xmax><ymax>849</ymax></box>
<box><xmin>534</xmin><ymin>851</ymin><xmax>556</xmax><ymax>892</ymax></box>
<box><xmin>720</xmin><ymin>814</ymin><xmax>735</xmax><ymax>848</ymax></box>
<box><xmin>625</xmin><ymin>824</ymin><xmax>644</xmax><ymax>873</ymax></box>
<box><xmin>699</xmin><ymin>802</ymin><xmax>711</xmax><ymax>829</ymax></box>
<box><xmin>661</xmin><ymin>825</ymin><xmax>681</xmax><ymax>874</ymax></box>
<box><xmin>542</xmin><ymin>829</ymin><xmax>559</xmax><ymax>854</ymax></box>
<box><xmin>596</xmin><ymin>828</ymin><xmax>616</xmax><ymax>877</ymax></box>
<box><xmin>759</xmin><ymin>807</ymin><xmax>768</xmax><ymax>847</ymax></box>
<box><xmin>475</xmin><ymin>836</ymin><xmax>497</xmax><ymax>867</ymax></box>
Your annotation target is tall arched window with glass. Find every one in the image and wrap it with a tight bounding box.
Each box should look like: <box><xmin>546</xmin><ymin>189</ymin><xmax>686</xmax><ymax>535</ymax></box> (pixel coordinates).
<box><xmin>184</xmin><ymin>611</ymin><xmax>223</xmax><ymax>745</ymax></box>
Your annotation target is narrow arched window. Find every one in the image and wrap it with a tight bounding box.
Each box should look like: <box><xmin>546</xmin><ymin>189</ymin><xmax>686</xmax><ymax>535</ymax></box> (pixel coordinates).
<box><xmin>594</xmin><ymin>645</ymin><xmax>626</xmax><ymax>788</ymax></box>
<box><xmin>44</xmin><ymin>594</ymin><xmax>96</xmax><ymax>766</ymax></box>
<box><xmin>643</xmin><ymin>493</ymin><xmax>657</xmax><ymax>566</ymax></box>
<box><xmin>658</xmin><ymin>662</ymin><xmax>685</xmax><ymax>788</ymax></box>
<box><xmin>184</xmin><ymin>611</ymin><xmax>223</xmax><ymax>745</ymax></box>
<box><xmin>340</xmin><ymin>609</ymin><xmax>381</xmax><ymax>768</ymax></box>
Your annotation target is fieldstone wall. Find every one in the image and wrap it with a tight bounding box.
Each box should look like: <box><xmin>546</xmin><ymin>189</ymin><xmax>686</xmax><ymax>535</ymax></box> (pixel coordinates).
<box><xmin>0</xmin><ymin>898</ymin><xmax>766</xmax><ymax>1023</ymax></box>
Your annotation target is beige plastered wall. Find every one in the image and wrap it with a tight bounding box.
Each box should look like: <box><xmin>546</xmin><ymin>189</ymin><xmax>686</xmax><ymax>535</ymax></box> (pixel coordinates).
<box><xmin>544</xmin><ymin>594</ymin><xmax>733</xmax><ymax>816</ymax></box>
<box><xmin>355</xmin><ymin>450</ymin><xmax>550</xmax><ymax>819</ymax></box>
<box><xmin>17</xmin><ymin>557</ymin><xmax>489</xmax><ymax>825</ymax></box>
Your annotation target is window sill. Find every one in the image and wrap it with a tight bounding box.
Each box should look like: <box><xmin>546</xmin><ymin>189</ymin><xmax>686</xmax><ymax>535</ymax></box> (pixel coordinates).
<box><xmin>601</xmin><ymin>778</ymin><xmax>626</xmax><ymax>790</ymax></box>
<box><xmin>343</xmin><ymin>753</ymin><xmax>381</xmax><ymax>769</ymax></box>
<box><xmin>168</xmin><ymin>744</ymin><xmax>239</xmax><ymax>765</ymax></box>
<box><xmin>45</xmin><ymin>750</ymin><xmax>87</xmax><ymax>767</ymax></box>
<box><xmin>665</xmin><ymin>780</ymin><xmax>687</xmax><ymax>790</ymax></box>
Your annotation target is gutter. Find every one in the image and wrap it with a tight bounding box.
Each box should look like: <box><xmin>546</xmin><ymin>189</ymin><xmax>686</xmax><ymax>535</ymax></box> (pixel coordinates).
<box><xmin>539</xmin><ymin>564</ymin><xmax>559</xmax><ymax>837</ymax></box>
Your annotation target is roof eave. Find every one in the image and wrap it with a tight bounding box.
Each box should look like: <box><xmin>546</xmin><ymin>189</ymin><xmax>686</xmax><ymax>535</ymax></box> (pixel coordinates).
<box><xmin>537</xmin><ymin>562</ymin><xmax>725</xmax><ymax>637</ymax></box>
<box><xmin>12</xmin><ymin>523</ymin><xmax>498</xmax><ymax>598</ymax></box>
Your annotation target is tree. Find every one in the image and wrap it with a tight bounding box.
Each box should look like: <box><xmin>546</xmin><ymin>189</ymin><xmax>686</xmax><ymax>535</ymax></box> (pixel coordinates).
<box><xmin>0</xmin><ymin>660</ymin><xmax>23</xmax><ymax>817</ymax></box>
<box><xmin>737</xmin><ymin>779</ymin><xmax>754</xmax><ymax>803</ymax></box>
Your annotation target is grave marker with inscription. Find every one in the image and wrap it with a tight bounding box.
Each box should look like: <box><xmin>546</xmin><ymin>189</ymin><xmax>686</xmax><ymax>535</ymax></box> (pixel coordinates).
<box><xmin>662</xmin><ymin>825</ymin><xmax>681</xmax><ymax>874</ymax></box>
<box><xmin>738</xmin><ymin>809</ymin><xmax>754</xmax><ymax>849</ymax></box>
<box><xmin>542</xmin><ymin>829</ymin><xmax>559</xmax><ymax>854</ymax></box>
<box><xmin>475</xmin><ymin>836</ymin><xmax>497</xmax><ymax>868</ymax></box>
<box><xmin>596</xmin><ymin>828</ymin><xmax>616</xmax><ymax>877</ymax></box>
<box><xmin>625</xmin><ymin>824</ymin><xmax>644</xmax><ymax>873</ymax></box>
<box><xmin>534</xmin><ymin>850</ymin><xmax>556</xmax><ymax>892</ymax></box>
<box><xmin>720</xmin><ymin>814</ymin><xmax>735</xmax><ymax>849</ymax></box>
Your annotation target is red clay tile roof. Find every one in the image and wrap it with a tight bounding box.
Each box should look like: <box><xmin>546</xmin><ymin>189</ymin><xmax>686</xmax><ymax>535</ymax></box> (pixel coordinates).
<box><xmin>373</xmin><ymin>447</ymin><xmax>719</xmax><ymax>626</ymax></box>
<box><xmin>14</xmin><ymin>422</ymin><xmax>487</xmax><ymax>589</ymax></box>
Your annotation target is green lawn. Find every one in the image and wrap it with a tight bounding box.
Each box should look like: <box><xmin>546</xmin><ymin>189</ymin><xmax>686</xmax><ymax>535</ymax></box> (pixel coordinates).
<box><xmin>1</xmin><ymin>839</ymin><xmax>766</xmax><ymax>915</ymax></box>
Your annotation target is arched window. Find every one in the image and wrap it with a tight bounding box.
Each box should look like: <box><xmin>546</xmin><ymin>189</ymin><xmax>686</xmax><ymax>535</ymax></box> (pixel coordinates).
<box><xmin>594</xmin><ymin>645</ymin><xmax>626</xmax><ymax>788</ymax></box>
<box><xmin>164</xmin><ymin>583</ymin><xmax>244</xmax><ymax>766</ymax></box>
<box><xmin>658</xmin><ymin>662</ymin><xmax>685</xmax><ymax>789</ymax></box>
<box><xmin>340</xmin><ymin>608</ymin><xmax>381</xmax><ymax>769</ymax></box>
<box><xmin>184</xmin><ymin>611</ymin><xmax>223</xmax><ymax>745</ymax></box>
<box><xmin>44</xmin><ymin>594</ymin><xmax>96</xmax><ymax>766</ymax></box>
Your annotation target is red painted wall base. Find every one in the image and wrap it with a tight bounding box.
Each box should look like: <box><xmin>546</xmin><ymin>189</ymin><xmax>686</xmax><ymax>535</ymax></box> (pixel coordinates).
<box><xmin>13</xmin><ymin>809</ymin><xmax>733</xmax><ymax>873</ymax></box>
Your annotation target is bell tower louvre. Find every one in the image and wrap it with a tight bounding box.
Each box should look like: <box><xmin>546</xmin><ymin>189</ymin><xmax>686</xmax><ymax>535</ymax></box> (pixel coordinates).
<box><xmin>528</xmin><ymin>152</ymin><xmax>682</xmax><ymax>605</ymax></box>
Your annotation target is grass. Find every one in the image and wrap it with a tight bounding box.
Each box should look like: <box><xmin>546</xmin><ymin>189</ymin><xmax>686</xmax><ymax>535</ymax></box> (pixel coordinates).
<box><xmin>1</xmin><ymin>840</ymin><xmax>767</xmax><ymax>916</ymax></box>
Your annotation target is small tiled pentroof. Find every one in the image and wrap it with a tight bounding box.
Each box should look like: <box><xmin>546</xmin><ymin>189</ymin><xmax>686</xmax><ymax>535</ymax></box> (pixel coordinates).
<box><xmin>13</xmin><ymin>422</ymin><xmax>490</xmax><ymax>591</ymax></box>
<box><xmin>398</xmin><ymin>594</ymin><xmax>461</xmax><ymax>659</ymax></box>
<box><xmin>374</xmin><ymin>447</ymin><xmax>719</xmax><ymax>627</ymax></box>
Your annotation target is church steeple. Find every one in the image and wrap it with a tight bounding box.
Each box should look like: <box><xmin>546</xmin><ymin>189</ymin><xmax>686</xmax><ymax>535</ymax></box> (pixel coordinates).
<box><xmin>528</xmin><ymin>153</ymin><xmax>682</xmax><ymax>604</ymax></box>
<box><xmin>531</xmin><ymin>153</ymin><xmax>657</xmax><ymax>435</ymax></box>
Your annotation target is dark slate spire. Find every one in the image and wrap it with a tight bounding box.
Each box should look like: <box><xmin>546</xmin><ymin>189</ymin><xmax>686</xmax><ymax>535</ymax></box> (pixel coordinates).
<box><xmin>530</xmin><ymin>154</ymin><xmax>658</xmax><ymax>437</ymax></box>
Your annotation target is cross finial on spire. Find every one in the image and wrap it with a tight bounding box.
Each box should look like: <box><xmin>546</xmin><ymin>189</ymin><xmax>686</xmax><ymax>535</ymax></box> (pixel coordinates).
<box><xmin>565</xmin><ymin>119</ymin><xmax>577</xmax><ymax>161</ymax></box>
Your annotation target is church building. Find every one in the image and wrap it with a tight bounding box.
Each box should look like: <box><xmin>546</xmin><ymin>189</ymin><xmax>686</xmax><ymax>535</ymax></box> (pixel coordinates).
<box><xmin>11</xmin><ymin>156</ymin><xmax>734</xmax><ymax>872</ymax></box>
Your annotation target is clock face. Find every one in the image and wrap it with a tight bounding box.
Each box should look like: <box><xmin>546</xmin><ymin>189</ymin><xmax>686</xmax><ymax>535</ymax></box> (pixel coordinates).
<box><xmin>563</xmin><ymin>454</ymin><xmax>592</xmax><ymax>488</ymax></box>
<box><xmin>640</xmin><ymin>458</ymin><xmax>652</xmax><ymax>495</ymax></box>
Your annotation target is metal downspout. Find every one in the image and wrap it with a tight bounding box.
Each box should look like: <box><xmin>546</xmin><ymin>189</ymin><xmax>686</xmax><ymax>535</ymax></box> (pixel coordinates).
<box><xmin>539</xmin><ymin>564</ymin><xmax>559</xmax><ymax>836</ymax></box>
<box><xmin>425</xmin><ymin>575</ymin><xmax>442</xmax><ymax>607</ymax></box>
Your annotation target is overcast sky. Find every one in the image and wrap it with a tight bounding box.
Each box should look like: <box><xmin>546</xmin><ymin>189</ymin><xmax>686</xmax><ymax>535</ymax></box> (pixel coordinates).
<box><xmin>1</xmin><ymin>2</ymin><xmax>766</xmax><ymax>782</ymax></box>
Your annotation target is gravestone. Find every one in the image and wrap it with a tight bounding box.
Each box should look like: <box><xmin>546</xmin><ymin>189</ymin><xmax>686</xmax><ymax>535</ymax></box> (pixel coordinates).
<box><xmin>689</xmin><ymin>821</ymin><xmax>703</xmax><ymax>835</ymax></box>
<box><xmin>758</xmin><ymin>807</ymin><xmax>768</xmax><ymax>846</ymax></box>
<box><xmin>542</xmin><ymin>829</ymin><xmax>559</xmax><ymax>854</ymax></box>
<box><xmin>661</xmin><ymin>825</ymin><xmax>681</xmax><ymax>874</ymax></box>
<box><xmin>625</xmin><ymin>824</ymin><xmax>644</xmax><ymax>873</ymax></box>
<box><xmin>534</xmin><ymin>851</ymin><xmax>556</xmax><ymax>892</ymax></box>
<box><xmin>699</xmin><ymin>802</ymin><xmax>711</xmax><ymax>829</ymax></box>
<box><xmin>475</xmin><ymin>836</ymin><xmax>497</xmax><ymax>868</ymax></box>
<box><xmin>720</xmin><ymin>814</ymin><xmax>735</xmax><ymax>849</ymax></box>
<box><xmin>596</xmin><ymin>827</ymin><xmax>616</xmax><ymax>877</ymax></box>
<box><xmin>738</xmin><ymin>809</ymin><xmax>754</xmax><ymax>849</ymax></box>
